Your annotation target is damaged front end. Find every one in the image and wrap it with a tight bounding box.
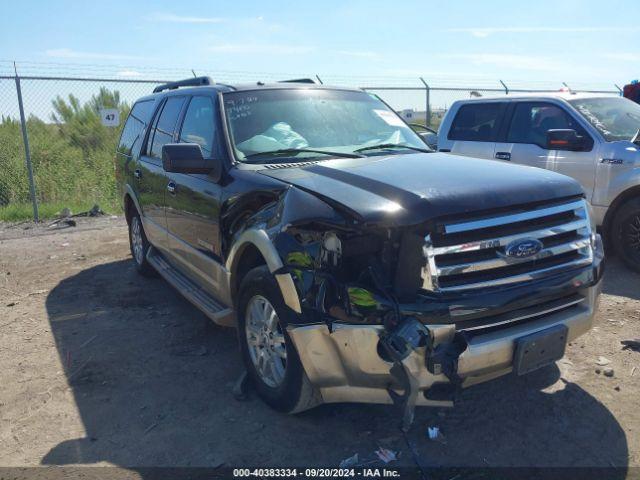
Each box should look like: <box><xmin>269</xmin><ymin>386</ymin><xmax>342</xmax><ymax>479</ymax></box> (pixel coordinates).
<box><xmin>246</xmin><ymin>187</ymin><xmax>472</xmax><ymax>429</ymax></box>
<box><xmin>228</xmin><ymin>185</ymin><xmax>603</xmax><ymax>430</ymax></box>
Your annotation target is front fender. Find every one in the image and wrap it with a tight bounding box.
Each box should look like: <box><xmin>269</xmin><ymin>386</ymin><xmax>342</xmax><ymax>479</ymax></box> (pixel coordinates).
<box><xmin>225</xmin><ymin>228</ymin><xmax>302</xmax><ymax>314</ymax></box>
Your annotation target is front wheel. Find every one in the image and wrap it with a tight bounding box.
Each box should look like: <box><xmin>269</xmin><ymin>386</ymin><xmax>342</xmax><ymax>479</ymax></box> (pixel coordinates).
<box><xmin>237</xmin><ymin>266</ymin><xmax>319</xmax><ymax>413</ymax></box>
<box><xmin>612</xmin><ymin>197</ymin><xmax>640</xmax><ymax>272</ymax></box>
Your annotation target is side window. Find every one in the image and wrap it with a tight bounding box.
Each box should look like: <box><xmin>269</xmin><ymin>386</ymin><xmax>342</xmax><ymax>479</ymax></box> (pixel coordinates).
<box><xmin>149</xmin><ymin>96</ymin><xmax>186</xmax><ymax>159</ymax></box>
<box><xmin>448</xmin><ymin>103</ymin><xmax>505</xmax><ymax>142</ymax></box>
<box><xmin>507</xmin><ymin>102</ymin><xmax>589</xmax><ymax>148</ymax></box>
<box><xmin>179</xmin><ymin>96</ymin><xmax>216</xmax><ymax>157</ymax></box>
<box><xmin>117</xmin><ymin>100</ymin><xmax>155</xmax><ymax>156</ymax></box>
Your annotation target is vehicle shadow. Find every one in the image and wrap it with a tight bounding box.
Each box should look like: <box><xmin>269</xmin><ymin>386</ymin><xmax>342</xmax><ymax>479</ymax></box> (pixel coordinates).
<box><xmin>42</xmin><ymin>260</ymin><xmax>628</xmax><ymax>475</ymax></box>
<box><xmin>601</xmin><ymin>256</ymin><xmax>640</xmax><ymax>301</ymax></box>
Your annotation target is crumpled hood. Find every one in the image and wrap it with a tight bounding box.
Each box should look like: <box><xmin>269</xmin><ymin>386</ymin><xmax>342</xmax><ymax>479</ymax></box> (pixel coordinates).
<box><xmin>258</xmin><ymin>153</ymin><xmax>584</xmax><ymax>226</ymax></box>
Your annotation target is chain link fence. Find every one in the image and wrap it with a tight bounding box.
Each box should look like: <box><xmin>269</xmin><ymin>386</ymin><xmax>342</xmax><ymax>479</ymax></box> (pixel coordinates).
<box><xmin>0</xmin><ymin>67</ymin><xmax>621</xmax><ymax>222</ymax></box>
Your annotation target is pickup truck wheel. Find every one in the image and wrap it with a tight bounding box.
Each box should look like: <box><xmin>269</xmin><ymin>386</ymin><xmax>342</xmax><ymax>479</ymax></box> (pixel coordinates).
<box><xmin>612</xmin><ymin>197</ymin><xmax>640</xmax><ymax>272</ymax></box>
<box><xmin>128</xmin><ymin>212</ymin><xmax>156</xmax><ymax>277</ymax></box>
<box><xmin>238</xmin><ymin>266</ymin><xmax>319</xmax><ymax>413</ymax></box>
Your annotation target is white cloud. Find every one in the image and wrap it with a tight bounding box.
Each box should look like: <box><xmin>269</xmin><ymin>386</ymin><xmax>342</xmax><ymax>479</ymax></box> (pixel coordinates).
<box><xmin>445</xmin><ymin>26</ymin><xmax>638</xmax><ymax>38</ymax></box>
<box><xmin>208</xmin><ymin>44</ymin><xmax>314</xmax><ymax>55</ymax></box>
<box><xmin>601</xmin><ymin>52</ymin><xmax>640</xmax><ymax>62</ymax></box>
<box><xmin>443</xmin><ymin>53</ymin><xmax>563</xmax><ymax>71</ymax></box>
<box><xmin>45</xmin><ymin>48</ymin><xmax>141</xmax><ymax>61</ymax></box>
<box><xmin>336</xmin><ymin>50</ymin><xmax>379</xmax><ymax>59</ymax></box>
<box><xmin>147</xmin><ymin>12</ymin><xmax>225</xmax><ymax>24</ymax></box>
<box><xmin>117</xmin><ymin>70</ymin><xmax>143</xmax><ymax>77</ymax></box>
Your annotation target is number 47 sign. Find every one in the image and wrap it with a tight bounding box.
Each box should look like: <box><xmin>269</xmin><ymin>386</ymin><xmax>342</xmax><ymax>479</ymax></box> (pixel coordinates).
<box><xmin>99</xmin><ymin>108</ymin><xmax>120</xmax><ymax>127</ymax></box>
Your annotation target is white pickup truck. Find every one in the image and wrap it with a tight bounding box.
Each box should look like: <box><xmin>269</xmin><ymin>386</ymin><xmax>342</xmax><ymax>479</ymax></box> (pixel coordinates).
<box><xmin>437</xmin><ymin>93</ymin><xmax>640</xmax><ymax>271</ymax></box>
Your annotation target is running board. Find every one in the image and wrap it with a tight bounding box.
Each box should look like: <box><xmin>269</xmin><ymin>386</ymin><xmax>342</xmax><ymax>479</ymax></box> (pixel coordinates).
<box><xmin>147</xmin><ymin>248</ymin><xmax>235</xmax><ymax>327</ymax></box>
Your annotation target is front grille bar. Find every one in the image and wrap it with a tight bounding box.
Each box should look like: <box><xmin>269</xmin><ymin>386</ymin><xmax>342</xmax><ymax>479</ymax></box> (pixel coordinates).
<box><xmin>457</xmin><ymin>294</ymin><xmax>586</xmax><ymax>331</ymax></box>
<box><xmin>430</xmin><ymin>219</ymin><xmax>589</xmax><ymax>256</ymax></box>
<box><xmin>443</xmin><ymin>199</ymin><xmax>586</xmax><ymax>234</ymax></box>
<box><xmin>436</xmin><ymin>236</ymin><xmax>592</xmax><ymax>276</ymax></box>
<box><xmin>422</xmin><ymin>199</ymin><xmax>594</xmax><ymax>293</ymax></box>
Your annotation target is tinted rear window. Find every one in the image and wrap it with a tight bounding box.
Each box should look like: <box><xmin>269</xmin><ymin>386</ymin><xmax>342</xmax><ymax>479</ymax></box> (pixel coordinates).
<box><xmin>149</xmin><ymin>96</ymin><xmax>186</xmax><ymax>159</ymax></box>
<box><xmin>117</xmin><ymin>100</ymin><xmax>155</xmax><ymax>156</ymax></box>
<box><xmin>448</xmin><ymin>103</ymin><xmax>505</xmax><ymax>142</ymax></box>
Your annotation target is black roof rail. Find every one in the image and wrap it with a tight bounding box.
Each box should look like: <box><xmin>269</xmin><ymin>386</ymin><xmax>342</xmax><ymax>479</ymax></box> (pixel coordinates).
<box><xmin>153</xmin><ymin>76</ymin><xmax>214</xmax><ymax>93</ymax></box>
<box><xmin>278</xmin><ymin>78</ymin><xmax>316</xmax><ymax>84</ymax></box>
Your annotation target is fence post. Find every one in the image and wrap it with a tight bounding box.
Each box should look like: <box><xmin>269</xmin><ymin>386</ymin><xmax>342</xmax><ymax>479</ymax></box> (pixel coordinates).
<box><xmin>14</xmin><ymin>63</ymin><xmax>39</xmax><ymax>222</ymax></box>
<box><xmin>419</xmin><ymin>77</ymin><xmax>431</xmax><ymax>127</ymax></box>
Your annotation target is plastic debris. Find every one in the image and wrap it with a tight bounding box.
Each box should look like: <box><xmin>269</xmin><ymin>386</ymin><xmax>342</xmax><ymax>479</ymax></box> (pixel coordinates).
<box><xmin>339</xmin><ymin>453</ymin><xmax>359</xmax><ymax>468</ymax></box>
<box><xmin>374</xmin><ymin>448</ymin><xmax>397</xmax><ymax>464</ymax></box>
<box><xmin>596</xmin><ymin>356</ymin><xmax>611</xmax><ymax>366</ymax></box>
<box><xmin>232</xmin><ymin>370</ymin><xmax>250</xmax><ymax>401</ymax></box>
<box><xmin>427</xmin><ymin>426</ymin><xmax>440</xmax><ymax>440</ymax></box>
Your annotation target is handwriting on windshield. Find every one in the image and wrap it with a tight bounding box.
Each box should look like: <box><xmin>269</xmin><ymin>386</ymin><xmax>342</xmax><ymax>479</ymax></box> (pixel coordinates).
<box><xmin>575</xmin><ymin>105</ymin><xmax>613</xmax><ymax>136</ymax></box>
<box><xmin>226</xmin><ymin>96</ymin><xmax>258</xmax><ymax>121</ymax></box>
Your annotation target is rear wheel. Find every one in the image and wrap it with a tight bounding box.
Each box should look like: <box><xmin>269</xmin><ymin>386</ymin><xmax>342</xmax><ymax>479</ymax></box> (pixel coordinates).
<box><xmin>612</xmin><ymin>197</ymin><xmax>640</xmax><ymax>272</ymax></box>
<box><xmin>128</xmin><ymin>211</ymin><xmax>156</xmax><ymax>277</ymax></box>
<box><xmin>237</xmin><ymin>266</ymin><xmax>319</xmax><ymax>413</ymax></box>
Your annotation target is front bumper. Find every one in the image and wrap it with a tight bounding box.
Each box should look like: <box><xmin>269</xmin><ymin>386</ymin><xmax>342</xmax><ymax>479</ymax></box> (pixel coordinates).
<box><xmin>287</xmin><ymin>276</ymin><xmax>602</xmax><ymax>408</ymax></box>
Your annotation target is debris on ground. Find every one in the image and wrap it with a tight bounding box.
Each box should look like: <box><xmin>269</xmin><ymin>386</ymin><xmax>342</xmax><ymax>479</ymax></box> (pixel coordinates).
<box><xmin>339</xmin><ymin>453</ymin><xmax>359</xmax><ymax>468</ymax></box>
<box><xmin>374</xmin><ymin>447</ymin><xmax>397</xmax><ymax>464</ymax></box>
<box><xmin>48</xmin><ymin>205</ymin><xmax>104</xmax><ymax>229</ymax></box>
<box><xmin>596</xmin><ymin>356</ymin><xmax>611</xmax><ymax>366</ymax></box>
<box><xmin>603</xmin><ymin>367</ymin><xmax>615</xmax><ymax>377</ymax></box>
<box><xmin>27</xmin><ymin>289</ymin><xmax>47</xmax><ymax>296</ymax></box>
<box><xmin>621</xmin><ymin>340</ymin><xmax>640</xmax><ymax>353</ymax></box>
<box><xmin>427</xmin><ymin>426</ymin><xmax>440</xmax><ymax>440</ymax></box>
<box><xmin>144</xmin><ymin>422</ymin><xmax>158</xmax><ymax>434</ymax></box>
<box><xmin>170</xmin><ymin>345</ymin><xmax>207</xmax><ymax>356</ymax></box>
<box><xmin>232</xmin><ymin>370</ymin><xmax>249</xmax><ymax>401</ymax></box>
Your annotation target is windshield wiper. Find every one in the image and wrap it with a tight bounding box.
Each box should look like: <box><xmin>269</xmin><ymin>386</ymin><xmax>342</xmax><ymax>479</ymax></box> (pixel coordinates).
<box><xmin>242</xmin><ymin>148</ymin><xmax>364</xmax><ymax>163</ymax></box>
<box><xmin>354</xmin><ymin>143</ymin><xmax>431</xmax><ymax>154</ymax></box>
<box><xmin>633</xmin><ymin>129</ymin><xmax>640</xmax><ymax>147</ymax></box>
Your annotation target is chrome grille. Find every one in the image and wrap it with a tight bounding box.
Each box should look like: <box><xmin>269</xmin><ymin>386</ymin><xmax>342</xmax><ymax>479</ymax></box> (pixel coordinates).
<box><xmin>422</xmin><ymin>199</ymin><xmax>594</xmax><ymax>292</ymax></box>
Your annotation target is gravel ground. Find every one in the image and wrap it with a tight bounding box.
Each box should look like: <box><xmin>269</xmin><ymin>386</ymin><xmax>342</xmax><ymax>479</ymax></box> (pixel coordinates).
<box><xmin>0</xmin><ymin>217</ymin><xmax>638</xmax><ymax>477</ymax></box>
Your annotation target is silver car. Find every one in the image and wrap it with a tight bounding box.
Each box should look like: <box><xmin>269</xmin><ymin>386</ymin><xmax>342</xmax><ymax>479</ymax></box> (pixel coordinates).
<box><xmin>437</xmin><ymin>93</ymin><xmax>640</xmax><ymax>271</ymax></box>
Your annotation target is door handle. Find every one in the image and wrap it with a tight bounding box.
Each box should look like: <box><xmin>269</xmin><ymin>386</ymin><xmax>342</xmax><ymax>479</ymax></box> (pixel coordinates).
<box><xmin>439</xmin><ymin>149</ymin><xmax>451</xmax><ymax>152</ymax></box>
<box><xmin>133</xmin><ymin>169</ymin><xmax>142</xmax><ymax>179</ymax></box>
<box><xmin>495</xmin><ymin>152</ymin><xmax>511</xmax><ymax>161</ymax></box>
<box><xmin>167</xmin><ymin>181</ymin><xmax>176</xmax><ymax>194</ymax></box>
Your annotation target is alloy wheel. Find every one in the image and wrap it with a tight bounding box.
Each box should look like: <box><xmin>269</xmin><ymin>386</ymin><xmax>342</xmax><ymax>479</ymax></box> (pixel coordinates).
<box><xmin>245</xmin><ymin>295</ymin><xmax>287</xmax><ymax>388</ymax></box>
<box><xmin>131</xmin><ymin>216</ymin><xmax>144</xmax><ymax>265</ymax></box>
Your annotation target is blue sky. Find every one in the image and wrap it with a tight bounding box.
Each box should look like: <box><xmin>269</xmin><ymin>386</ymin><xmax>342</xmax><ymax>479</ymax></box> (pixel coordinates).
<box><xmin>1</xmin><ymin>0</ymin><xmax>639</xmax><ymax>88</ymax></box>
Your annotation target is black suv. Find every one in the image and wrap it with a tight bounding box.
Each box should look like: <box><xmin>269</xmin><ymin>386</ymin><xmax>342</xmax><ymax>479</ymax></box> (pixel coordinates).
<box><xmin>116</xmin><ymin>77</ymin><xmax>604</xmax><ymax>427</ymax></box>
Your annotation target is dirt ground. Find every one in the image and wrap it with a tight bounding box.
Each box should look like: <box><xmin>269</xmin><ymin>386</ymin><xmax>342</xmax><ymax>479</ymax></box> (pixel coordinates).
<box><xmin>0</xmin><ymin>216</ymin><xmax>639</xmax><ymax>476</ymax></box>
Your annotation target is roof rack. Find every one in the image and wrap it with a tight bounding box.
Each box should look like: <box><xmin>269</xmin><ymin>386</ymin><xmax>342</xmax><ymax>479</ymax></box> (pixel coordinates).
<box><xmin>153</xmin><ymin>76</ymin><xmax>214</xmax><ymax>93</ymax></box>
<box><xmin>278</xmin><ymin>78</ymin><xmax>316</xmax><ymax>84</ymax></box>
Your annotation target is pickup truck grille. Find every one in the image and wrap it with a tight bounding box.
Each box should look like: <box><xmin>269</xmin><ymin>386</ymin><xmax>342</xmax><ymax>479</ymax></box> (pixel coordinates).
<box><xmin>422</xmin><ymin>198</ymin><xmax>594</xmax><ymax>292</ymax></box>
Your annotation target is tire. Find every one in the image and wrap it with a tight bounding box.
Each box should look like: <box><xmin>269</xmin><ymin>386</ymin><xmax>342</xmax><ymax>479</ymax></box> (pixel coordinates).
<box><xmin>237</xmin><ymin>265</ymin><xmax>320</xmax><ymax>413</ymax></box>
<box><xmin>611</xmin><ymin>197</ymin><xmax>640</xmax><ymax>272</ymax></box>
<box><xmin>128</xmin><ymin>211</ymin><xmax>157</xmax><ymax>277</ymax></box>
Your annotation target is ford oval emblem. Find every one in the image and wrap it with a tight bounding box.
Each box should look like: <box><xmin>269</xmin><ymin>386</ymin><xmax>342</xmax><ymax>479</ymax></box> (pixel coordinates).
<box><xmin>504</xmin><ymin>238</ymin><xmax>543</xmax><ymax>259</ymax></box>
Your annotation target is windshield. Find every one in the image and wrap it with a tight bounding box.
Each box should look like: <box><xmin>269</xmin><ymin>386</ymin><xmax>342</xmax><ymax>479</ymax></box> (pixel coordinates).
<box><xmin>222</xmin><ymin>88</ymin><xmax>428</xmax><ymax>163</ymax></box>
<box><xmin>570</xmin><ymin>97</ymin><xmax>640</xmax><ymax>142</ymax></box>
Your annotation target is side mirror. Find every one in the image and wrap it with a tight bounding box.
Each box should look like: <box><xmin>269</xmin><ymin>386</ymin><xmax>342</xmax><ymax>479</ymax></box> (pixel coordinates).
<box><xmin>418</xmin><ymin>131</ymin><xmax>438</xmax><ymax>150</ymax></box>
<box><xmin>546</xmin><ymin>129</ymin><xmax>587</xmax><ymax>151</ymax></box>
<box><xmin>162</xmin><ymin>143</ymin><xmax>221</xmax><ymax>179</ymax></box>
